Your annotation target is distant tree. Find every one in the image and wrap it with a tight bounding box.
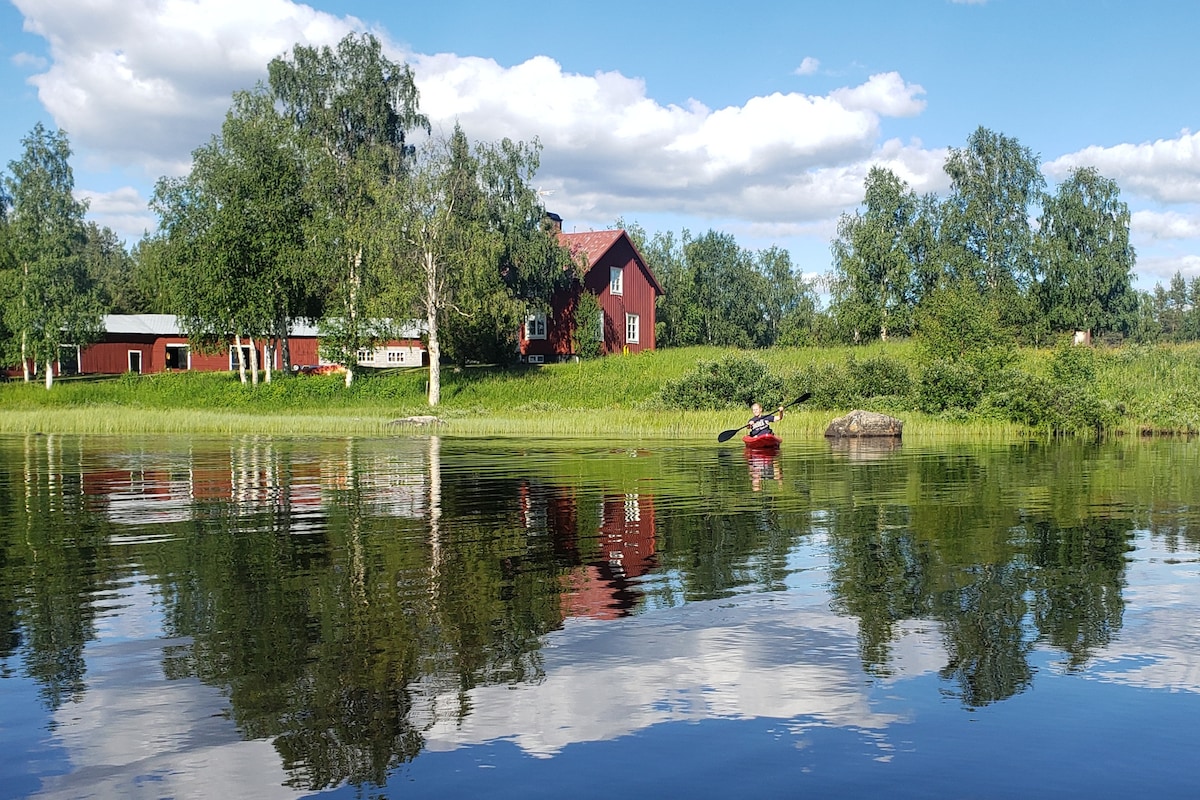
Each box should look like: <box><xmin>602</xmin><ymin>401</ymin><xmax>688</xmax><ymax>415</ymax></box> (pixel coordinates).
<box><xmin>941</xmin><ymin>127</ymin><xmax>1045</xmax><ymax>307</ymax></box>
<box><xmin>381</xmin><ymin>126</ymin><xmax>574</xmax><ymax>405</ymax></box>
<box><xmin>1036</xmin><ymin>166</ymin><xmax>1137</xmax><ymax>339</ymax></box>
<box><xmin>269</xmin><ymin>32</ymin><xmax>429</xmax><ymax>386</ymax></box>
<box><xmin>81</xmin><ymin>222</ymin><xmax>142</xmax><ymax>314</ymax></box>
<box><xmin>151</xmin><ymin>87</ymin><xmax>312</xmax><ymax>383</ymax></box>
<box><xmin>678</xmin><ymin>230</ymin><xmax>763</xmax><ymax>348</ymax></box>
<box><xmin>830</xmin><ymin>166</ymin><xmax>924</xmax><ymax>342</ymax></box>
<box><xmin>1</xmin><ymin>124</ymin><xmax>102</xmax><ymax>388</ymax></box>
<box><xmin>755</xmin><ymin>245</ymin><xmax>818</xmax><ymax>347</ymax></box>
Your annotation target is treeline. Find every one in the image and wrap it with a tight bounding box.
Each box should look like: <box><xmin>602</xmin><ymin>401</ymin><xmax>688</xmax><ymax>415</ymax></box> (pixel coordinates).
<box><xmin>639</xmin><ymin>126</ymin><xmax>1200</xmax><ymax>350</ymax></box>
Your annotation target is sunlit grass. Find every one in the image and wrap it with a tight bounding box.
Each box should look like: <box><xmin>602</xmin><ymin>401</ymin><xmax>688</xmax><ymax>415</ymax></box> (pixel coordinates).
<box><xmin>1</xmin><ymin>341</ymin><xmax>1195</xmax><ymax>438</ymax></box>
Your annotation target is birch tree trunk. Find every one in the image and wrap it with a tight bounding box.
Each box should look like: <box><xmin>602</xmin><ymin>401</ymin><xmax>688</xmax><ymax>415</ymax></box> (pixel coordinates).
<box><xmin>248</xmin><ymin>336</ymin><xmax>259</xmax><ymax>386</ymax></box>
<box><xmin>425</xmin><ymin>250</ymin><xmax>440</xmax><ymax>406</ymax></box>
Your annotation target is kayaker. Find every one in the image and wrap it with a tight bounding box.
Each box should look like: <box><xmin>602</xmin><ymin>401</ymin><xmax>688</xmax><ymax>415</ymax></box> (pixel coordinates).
<box><xmin>747</xmin><ymin>402</ymin><xmax>784</xmax><ymax>437</ymax></box>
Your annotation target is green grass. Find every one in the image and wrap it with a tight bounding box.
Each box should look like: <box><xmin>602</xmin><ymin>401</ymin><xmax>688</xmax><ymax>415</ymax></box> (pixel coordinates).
<box><xmin>1</xmin><ymin>342</ymin><xmax>1196</xmax><ymax>438</ymax></box>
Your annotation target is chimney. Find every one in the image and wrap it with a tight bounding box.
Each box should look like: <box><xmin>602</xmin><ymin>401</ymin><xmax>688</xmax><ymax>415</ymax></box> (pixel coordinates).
<box><xmin>543</xmin><ymin>212</ymin><xmax>563</xmax><ymax>233</ymax></box>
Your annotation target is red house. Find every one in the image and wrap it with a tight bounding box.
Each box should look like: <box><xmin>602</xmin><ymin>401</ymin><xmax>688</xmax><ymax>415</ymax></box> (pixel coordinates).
<box><xmin>519</xmin><ymin>218</ymin><xmax>664</xmax><ymax>363</ymax></box>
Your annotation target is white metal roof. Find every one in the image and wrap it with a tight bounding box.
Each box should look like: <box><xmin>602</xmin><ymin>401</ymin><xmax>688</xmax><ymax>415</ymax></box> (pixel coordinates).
<box><xmin>101</xmin><ymin>314</ymin><xmax>423</xmax><ymax>339</ymax></box>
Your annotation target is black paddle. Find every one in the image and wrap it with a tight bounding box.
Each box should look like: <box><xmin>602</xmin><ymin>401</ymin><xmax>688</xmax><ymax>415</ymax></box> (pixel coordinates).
<box><xmin>717</xmin><ymin>392</ymin><xmax>811</xmax><ymax>442</ymax></box>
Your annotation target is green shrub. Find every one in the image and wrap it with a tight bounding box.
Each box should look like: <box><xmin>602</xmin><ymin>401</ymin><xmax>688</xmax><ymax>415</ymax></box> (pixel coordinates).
<box><xmin>848</xmin><ymin>354</ymin><xmax>913</xmax><ymax>399</ymax></box>
<box><xmin>787</xmin><ymin>361</ymin><xmax>854</xmax><ymax>409</ymax></box>
<box><xmin>659</xmin><ymin>355</ymin><xmax>784</xmax><ymax>410</ymax></box>
<box><xmin>918</xmin><ymin>359</ymin><xmax>982</xmax><ymax>412</ymax></box>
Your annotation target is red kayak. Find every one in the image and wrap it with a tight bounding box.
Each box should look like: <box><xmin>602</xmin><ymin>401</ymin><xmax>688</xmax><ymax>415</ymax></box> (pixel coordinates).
<box><xmin>742</xmin><ymin>433</ymin><xmax>782</xmax><ymax>449</ymax></box>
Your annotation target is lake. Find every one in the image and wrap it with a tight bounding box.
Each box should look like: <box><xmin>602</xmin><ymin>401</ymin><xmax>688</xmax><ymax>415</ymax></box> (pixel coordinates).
<box><xmin>1</xmin><ymin>432</ymin><xmax>1198</xmax><ymax>799</ymax></box>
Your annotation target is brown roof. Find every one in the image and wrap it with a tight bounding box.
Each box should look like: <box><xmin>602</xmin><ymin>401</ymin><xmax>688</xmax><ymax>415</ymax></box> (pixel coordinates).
<box><xmin>558</xmin><ymin>229</ymin><xmax>664</xmax><ymax>295</ymax></box>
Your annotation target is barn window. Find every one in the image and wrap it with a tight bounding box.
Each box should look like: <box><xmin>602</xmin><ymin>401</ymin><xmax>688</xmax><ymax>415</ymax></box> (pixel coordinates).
<box><xmin>165</xmin><ymin>344</ymin><xmax>188</xmax><ymax>370</ymax></box>
<box><xmin>610</xmin><ymin>266</ymin><xmax>623</xmax><ymax>295</ymax></box>
<box><xmin>625</xmin><ymin>313</ymin><xmax>639</xmax><ymax>344</ymax></box>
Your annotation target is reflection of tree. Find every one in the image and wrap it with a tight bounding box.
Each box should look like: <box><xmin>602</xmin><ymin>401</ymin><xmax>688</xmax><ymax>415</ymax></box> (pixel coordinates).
<box><xmin>1028</xmin><ymin>516</ymin><xmax>1130</xmax><ymax>671</ymax></box>
<box><xmin>0</xmin><ymin>435</ymin><xmax>113</xmax><ymax>709</ymax></box>
<box><xmin>827</xmin><ymin>505</ymin><xmax>931</xmax><ymax>676</ymax></box>
<box><xmin>935</xmin><ymin>562</ymin><xmax>1034</xmax><ymax>708</ymax></box>
<box><xmin>824</xmin><ymin>446</ymin><xmax>1134</xmax><ymax>706</ymax></box>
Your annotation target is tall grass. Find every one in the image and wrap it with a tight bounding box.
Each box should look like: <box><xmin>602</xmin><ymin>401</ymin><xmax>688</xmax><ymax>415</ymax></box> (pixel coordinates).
<box><xmin>2</xmin><ymin>342</ymin><xmax>1195</xmax><ymax>438</ymax></box>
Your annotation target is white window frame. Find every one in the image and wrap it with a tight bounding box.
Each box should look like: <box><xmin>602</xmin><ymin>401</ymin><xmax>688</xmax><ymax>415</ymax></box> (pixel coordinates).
<box><xmin>58</xmin><ymin>344</ymin><xmax>81</xmax><ymax>375</ymax></box>
<box><xmin>609</xmin><ymin>266</ymin><xmax>623</xmax><ymax>295</ymax></box>
<box><xmin>128</xmin><ymin>350</ymin><xmax>143</xmax><ymax>374</ymax></box>
<box><xmin>595</xmin><ymin>310</ymin><xmax>605</xmax><ymax>341</ymax></box>
<box><xmin>625</xmin><ymin>313</ymin><xmax>640</xmax><ymax>344</ymax></box>
<box><xmin>229</xmin><ymin>345</ymin><xmax>251</xmax><ymax>371</ymax></box>
<box><xmin>165</xmin><ymin>343</ymin><xmax>190</xmax><ymax>371</ymax></box>
<box><xmin>356</xmin><ymin>348</ymin><xmax>374</xmax><ymax>365</ymax></box>
<box><xmin>526</xmin><ymin>311</ymin><xmax>547</xmax><ymax>340</ymax></box>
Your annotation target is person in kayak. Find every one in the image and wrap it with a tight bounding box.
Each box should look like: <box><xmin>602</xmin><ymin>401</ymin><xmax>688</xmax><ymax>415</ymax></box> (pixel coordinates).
<box><xmin>747</xmin><ymin>402</ymin><xmax>784</xmax><ymax>437</ymax></box>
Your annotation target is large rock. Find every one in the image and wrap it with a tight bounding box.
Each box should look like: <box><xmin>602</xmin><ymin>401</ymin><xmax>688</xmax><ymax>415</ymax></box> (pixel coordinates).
<box><xmin>824</xmin><ymin>410</ymin><xmax>903</xmax><ymax>439</ymax></box>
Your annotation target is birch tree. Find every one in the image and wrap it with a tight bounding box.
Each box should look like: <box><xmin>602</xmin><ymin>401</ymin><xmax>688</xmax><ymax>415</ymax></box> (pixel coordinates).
<box><xmin>942</xmin><ymin>127</ymin><xmax>1045</xmax><ymax>301</ymax></box>
<box><xmin>1</xmin><ymin>124</ymin><xmax>102</xmax><ymax>388</ymax></box>
<box><xmin>151</xmin><ymin>88</ymin><xmax>311</xmax><ymax>384</ymax></box>
<box><xmin>1036</xmin><ymin>166</ymin><xmax>1137</xmax><ymax>338</ymax></box>
<box><xmin>269</xmin><ymin>32</ymin><xmax>429</xmax><ymax>386</ymax></box>
<box><xmin>385</xmin><ymin>127</ymin><xmax>574</xmax><ymax>405</ymax></box>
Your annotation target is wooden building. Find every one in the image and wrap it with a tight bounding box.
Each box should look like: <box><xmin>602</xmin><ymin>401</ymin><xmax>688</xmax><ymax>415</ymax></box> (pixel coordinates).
<box><xmin>45</xmin><ymin>314</ymin><xmax>424</xmax><ymax>376</ymax></box>
<box><xmin>519</xmin><ymin>218</ymin><xmax>664</xmax><ymax>363</ymax></box>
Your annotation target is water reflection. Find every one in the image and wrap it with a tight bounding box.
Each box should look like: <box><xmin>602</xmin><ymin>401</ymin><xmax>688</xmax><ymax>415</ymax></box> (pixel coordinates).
<box><xmin>1</xmin><ymin>434</ymin><xmax>1200</xmax><ymax>797</ymax></box>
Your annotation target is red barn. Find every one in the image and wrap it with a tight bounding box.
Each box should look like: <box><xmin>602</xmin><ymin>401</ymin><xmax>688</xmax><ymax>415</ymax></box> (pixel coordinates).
<box><xmin>48</xmin><ymin>315</ymin><xmax>424</xmax><ymax>376</ymax></box>
<box><xmin>519</xmin><ymin>218</ymin><xmax>664</xmax><ymax>363</ymax></box>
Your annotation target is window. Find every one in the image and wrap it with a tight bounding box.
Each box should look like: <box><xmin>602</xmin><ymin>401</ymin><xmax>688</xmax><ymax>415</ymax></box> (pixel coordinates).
<box><xmin>525</xmin><ymin>311</ymin><xmax>547</xmax><ymax>340</ymax></box>
<box><xmin>229</xmin><ymin>345</ymin><xmax>251</xmax><ymax>371</ymax></box>
<box><xmin>595</xmin><ymin>310</ymin><xmax>605</xmax><ymax>341</ymax></box>
<box><xmin>165</xmin><ymin>344</ymin><xmax>188</xmax><ymax>370</ymax></box>
<box><xmin>609</xmin><ymin>266</ymin><xmax>623</xmax><ymax>295</ymax></box>
<box><xmin>387</xmin><ymin>350</ymin><xmax>404</xmax><ymax>364</ymax></box>
<box><xmin>625</xmin><ymin>313</ymin><xmax>639</xmax><ymax>344</ymax></box>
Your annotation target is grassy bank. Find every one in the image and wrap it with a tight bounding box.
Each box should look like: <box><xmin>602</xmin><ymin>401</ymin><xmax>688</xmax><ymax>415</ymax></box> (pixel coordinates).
<box><xmin>1</xmin><ymin>342</ymin><xmax>1196</xmax><ymax>439</ymax></box>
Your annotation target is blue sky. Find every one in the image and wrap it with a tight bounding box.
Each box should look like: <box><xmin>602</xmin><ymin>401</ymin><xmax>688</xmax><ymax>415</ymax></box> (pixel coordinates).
<box><xmin>3</xmin><ymin>0</ymin><xmax>1199</xmax><ymax>290</ymax></box>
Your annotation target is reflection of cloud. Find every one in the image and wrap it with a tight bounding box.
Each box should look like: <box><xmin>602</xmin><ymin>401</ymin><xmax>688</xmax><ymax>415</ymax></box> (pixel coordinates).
<box><xmin>1081</xmin><ymin>550</ymin><xmax>1200</xmax><ymax>693</ymax></box>
<box><xmin>33</xmin><ymin>582</ymin><xmax>301</xmax><ymax>800</ymax></box>
<box><xmin>420</xmin><ymin>592</ymin><xmax>922</xmax><ymax>758</ymax></box>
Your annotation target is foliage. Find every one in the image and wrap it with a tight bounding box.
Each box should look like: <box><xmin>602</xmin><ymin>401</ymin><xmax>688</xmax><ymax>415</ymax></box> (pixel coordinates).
<box><xmin>1036</xmin><ymin>166</ymin><xmax>1137</xmax><ymax>337</ymax></box>
<box><xmin>268</xmin><ymin>32</ymin><xmax>430</xmax><ymax>385</ymax></box>
<box><xmin>940</xmin><ymin>126</ymin><xmax>1045</xmax><ymax>302</ymax></box>
<box><xmin>829</xmin><ymin>167</ymin><xmax>933</xmax><ymax>342</ymax></box>
<box><xmin>381</xmin><ymin>126</ymin><xmax>574</xmax><ymax>403</ymax></box>
<box><xmin>848</xmin><ymin>353</ymin><xmax>914</xmax><ymax>399</ymax></box>
<box><xmin>571</xmin><ymin>291</ymin><xmax>603</xmax><ymax>360</ymax></box>
<box><xmin>151</xmin><ymin>87</ymin><xmax>314</xmax><ymax>382</ymax></box>
<box><xmin>658</xmin><ymin>354</ymin><xmax>785</xmax><ymax>410</ymax></box>
<box><xmin>1</xmin><ymin>123</ymin><xmax>103</xmax><ymax>387</ymax></box>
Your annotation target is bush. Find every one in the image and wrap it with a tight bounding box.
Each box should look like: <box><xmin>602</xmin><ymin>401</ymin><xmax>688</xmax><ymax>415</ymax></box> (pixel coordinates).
<box><xmin>787</xmin><ymin>361</ymin><xmax>853</xmax><ymax>409</ymax></box>
<box><xmin>849</xmin><ymin>354</ymin><xmax>913</xmax><ymax>399</ymax></box>
<box><xmin>918</xmin><ymin>359</ymin><xmax>982</xmax><ymax>412</ymax></box>
<box><xmin>659</xmin><ymin>354</ymin><xmax>784</xmax><ymax>410</ymax></box>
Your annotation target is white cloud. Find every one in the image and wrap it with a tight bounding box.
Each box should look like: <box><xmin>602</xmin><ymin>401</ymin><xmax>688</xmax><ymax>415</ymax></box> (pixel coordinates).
<box><xmin>1131</xmin><ymin>209</ymin><xmax>1200</xmax><ymax>242</ymax></box>
<box><xmin>77</xmin><ymin>186</ymin><xmax>157</xmax><ymax>243</ymax></box>
<box><xmin>11</xmin><ymin>0</ymin><xmax>931</xmax><ymax>243</ymax></box>
<box><xmin>794</xmin><ymin>56</ymin><xmax>820</xmax><ymax>76</ymax></box>
<box><xmin>1045</xmin><ymin>130</ymin><xmax>1200</xmax><ymax>204</ymax></box>
<box><xmin>830</xmin><ymin>72</ymin><xmax>927</xmax><ymax>117</ymax></box>
<box><xmin>10</xmin><ymin>51</ymin><xmax>47</xmax><ymax>70</ymax></box>
<box><xmin>14</xmin><ymin>0</ymin><xmax>365</xmax><ymax>175</ymax></box>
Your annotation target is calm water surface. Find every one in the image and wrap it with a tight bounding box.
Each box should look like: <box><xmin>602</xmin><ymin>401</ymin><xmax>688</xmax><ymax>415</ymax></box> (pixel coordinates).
<box><xmin>1</xmin><ymin>433</ymin><xmax>1198</xmax><ymax>799</ymax></box>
